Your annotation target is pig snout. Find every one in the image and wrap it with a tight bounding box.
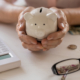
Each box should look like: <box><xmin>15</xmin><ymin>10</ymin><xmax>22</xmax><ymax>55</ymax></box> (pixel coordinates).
<box><xmin>35</xmin><ymin>30</ymin><xmax>45</xmax><ymax>38</ymax></box>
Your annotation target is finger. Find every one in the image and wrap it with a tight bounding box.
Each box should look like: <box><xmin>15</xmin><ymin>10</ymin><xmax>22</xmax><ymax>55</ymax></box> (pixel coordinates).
<box><xmin>18</xmin><ymin>31</ymin><xmax>37</xmax><ymax>44</ymax></box>
<box><xmin>41</xmin><ymin>38</ymin><xmax>47</xmax><ymax>45</ymax></box>
<box><xmin>22</xmin><ymin>42</ymin><xmax>42</xmax><ymax>51</ymax></box>
<box><xmin>29</xmin><ymin>49</ymin><xmax>41</xmax><ymax>52</ymax></box>
<box><xmin>16</xmin><ymin>23</ymin><xmax>19</xmax><ymax>32</ymax></box>
<box><xmin>29</xmin><ymin>43</ymin><xmax>43</xmax><ymax>51</ymax></box>
<box><xmin>16</xmin><ymin>22</ymin><xmax>26</xmax><ymax>34</ymax></box>
<box><xmin>16</xmin><ymin>13</ymin><xmax>25</xmax><ymax>35</ymax></box>
<box><xmin>23</xmin><ymin>7</ymin><xmax>35</xmax><ymax>14</ymax></box>
<box><xmin>47</xmin><ymin>22</ymin><xmax>69</xmax><ymax>40</ymax></box>
<box><xmin>56</xmin><ymin>9</ymin><xmax>66</xmax><ymax>21</ymax></box>
<box><xmin>18</xmin><ymin>7</ymin><xmax>35</xmax><ymax>31</ymax></box>
<box><xmin>37</xmin><ymin>43</ymin><xmax>44</xmax><ymax>49</ymax></box>
<box><xmin>57</xmin><ymin>10</ymin><xmax>69</xmax><ymax>31</ymax></box>
<box><xmin>43</xmin><ymin>48</ymin><xmax>49</xmax><ymax>51</ymax></box>
<box><xmin>43</xmin><ymin>45</ymin><xmax>57</xmax><ymax>49</ymax></box>
<box><xmin>42</xmin><ymin>40</ymin><xmax>62</xmax><ymax>49</ymax></box>
<box><xmin>47</xmin><ymin>30</ymin><xmax>65</xmax><ymax>40</ymax></box>
<box><xmin>58</xmin><ymin>16</ymin><xmax>69</xmax><ymax>31</ymax></box>
<box><xmin>58</xmin><ymin>17</ymin><xmax>65</xmax><ymax>30</ymax></box>
<box><xmin>50</xmin><ymin>8</ymin><xmax>67</xmax><ymax>30</ymax></box>
<box><xmin>42</xmin><ymin>38</ymin><xmax>62</xmax><ymax>46</ymax></box>
<box><xmin>48</xmin><ymin>8</ymin><xmax>69</xmax><ymax>40</ymax></box>
<box><xmin>18</xmin><ymin>13</ymin><xmax>25</xmax><ymax>31</ymax></box>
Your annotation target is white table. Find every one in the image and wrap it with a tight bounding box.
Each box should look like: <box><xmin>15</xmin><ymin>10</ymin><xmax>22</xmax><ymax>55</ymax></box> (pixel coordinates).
<box><xmin>0</xmin><ymin>23</ymin><xmax>80</xmax><ymax>80</ymax></box>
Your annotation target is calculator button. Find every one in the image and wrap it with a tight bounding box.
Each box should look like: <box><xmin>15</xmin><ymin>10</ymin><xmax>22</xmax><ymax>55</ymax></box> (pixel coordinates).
<box><xmin>0</xmin><ymin>39</ymin><xmax>9</xmax><ymax>56</ymax></box>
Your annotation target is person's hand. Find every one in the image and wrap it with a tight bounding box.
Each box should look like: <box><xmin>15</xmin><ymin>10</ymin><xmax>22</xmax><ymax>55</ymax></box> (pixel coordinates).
<box><xmin>16</xmin><ymin>7</ymin><xmax>43</xmax><ymax>51</ymax></box>
<box><xmin>41</xmin><ymin>7</ymin><xmax>69</xmax><ymax>51</ymax></box>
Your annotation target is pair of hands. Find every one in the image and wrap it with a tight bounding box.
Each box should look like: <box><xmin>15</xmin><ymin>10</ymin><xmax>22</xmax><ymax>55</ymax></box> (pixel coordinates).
<box><xmin>16</xmin><ymin>7</ymin><xmax>69</xmax><ymax>51</ymax></box>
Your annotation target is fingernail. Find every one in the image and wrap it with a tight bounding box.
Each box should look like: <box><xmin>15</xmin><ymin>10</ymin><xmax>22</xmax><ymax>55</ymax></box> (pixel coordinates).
<box><xmin>43</xmin><ymin>41</ymin><xmax>48</xmax><ymax>44</ymax></box>
<box><xmin>37</xmin><ymin>46</ymin><xmax>43</xmax><ymax>49</ymax></box>
<box><xmin>48</xmin><ymin>37</ymin><xmax>53</xmax><ymax>40</ymax></box>
<box><xmin>61</xmin><ymin>23</ymin><xmax>64</xmax><ymax>28</ymax></box>
<box><xmin>19</xmin><ymin>25</ymin><xmax>22</xmax><ymax>30</ymax></box>
<box><xmin>43</xmin><ymin>48</ymin><xmax>47</xmax><ymax>51</ymax></box>
<box><xmin>32</xmin><ymin>42</ymin><xmax>37</xmax><ymax>44</ymax></box>
<box><xmin>32</xmin><ymin>43</ymin><xmax>36</xmax><ymax>44</ymax></box>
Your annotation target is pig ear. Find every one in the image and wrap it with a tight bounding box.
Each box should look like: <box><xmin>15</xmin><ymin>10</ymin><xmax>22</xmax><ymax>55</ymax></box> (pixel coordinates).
<box><xmin>24</xmin><ymin>12</ymin><xmax>33</xmax><ymax>21</ymax></box>
<box><xmin>47</xmin><ymin>13</ymin><xmax>57</xmax><ymax>21</ymax></box>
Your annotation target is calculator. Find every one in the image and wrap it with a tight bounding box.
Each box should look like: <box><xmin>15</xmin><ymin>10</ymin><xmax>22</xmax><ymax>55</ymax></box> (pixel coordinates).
<box><xmin>0</xmin><ymin>38</ymin><xmax>21</xmax><ymax>72</ymax></box>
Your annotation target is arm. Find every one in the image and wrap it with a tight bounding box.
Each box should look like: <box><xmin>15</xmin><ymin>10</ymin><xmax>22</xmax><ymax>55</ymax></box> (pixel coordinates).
<box><xmin>62</xmin><ymin>8</ymin><xmax>80</xmax><ymax>25</ymax></box>
<box><xmin>0</xmin><ymin>0</ymin><xmax>25</xmax><ymax>23</ymax></box>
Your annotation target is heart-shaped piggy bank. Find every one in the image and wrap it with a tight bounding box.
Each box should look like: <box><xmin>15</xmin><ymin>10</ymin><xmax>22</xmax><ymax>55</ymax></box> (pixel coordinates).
<box><xmin>24</xmin><ymin>7</ymin><xmax>57</xmax><ymax>41</ymax></box>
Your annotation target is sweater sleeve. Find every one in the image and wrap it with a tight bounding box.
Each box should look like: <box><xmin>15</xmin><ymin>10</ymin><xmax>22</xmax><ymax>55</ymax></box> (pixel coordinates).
<box><xmin>56</xmin><ymin>0</ymin><xmax>80</xmax><ymax>8</ymax></box>
<box><xmin>48</xmin><ymin>0</ymin><xmax>56</xmax><ymax>8</ymax></box>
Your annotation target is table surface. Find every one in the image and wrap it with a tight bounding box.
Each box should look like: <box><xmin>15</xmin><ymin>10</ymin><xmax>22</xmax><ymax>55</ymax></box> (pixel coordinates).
<box><xmin>0</xmin><ymin>23</ymin><xmax>80</xmax><ymax>80</ymax></box>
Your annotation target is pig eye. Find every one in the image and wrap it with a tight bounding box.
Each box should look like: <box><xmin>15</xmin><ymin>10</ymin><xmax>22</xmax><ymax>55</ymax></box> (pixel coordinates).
<box><xmin>43</xmin><ymin>24</ymin><xmax>45</xmax><ymax>25</ymax></box>
<box><xmin>35</xmin><ymin>23</ymin><xmax>37</xmax><ymax>25</ymax></box>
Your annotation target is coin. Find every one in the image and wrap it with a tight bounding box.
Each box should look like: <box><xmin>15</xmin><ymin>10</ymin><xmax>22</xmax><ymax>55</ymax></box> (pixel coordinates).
<box><xmin>68</xmin><ymin>45</ymin><xmax>77</xmax><ymax>50</ymax></box>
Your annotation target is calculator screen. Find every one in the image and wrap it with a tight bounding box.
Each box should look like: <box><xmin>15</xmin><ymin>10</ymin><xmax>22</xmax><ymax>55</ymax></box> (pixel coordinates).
<box><xmin>0</xmin><ymin>54</ymin><xmax>11</xmax><ymax>60</ymax></box>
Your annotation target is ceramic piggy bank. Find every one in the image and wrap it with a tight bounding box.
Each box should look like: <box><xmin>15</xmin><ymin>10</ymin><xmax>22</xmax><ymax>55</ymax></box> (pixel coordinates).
<box><xmin>24</xmin><ymin>7</ymin><xmax>57</xmax><ymax>41</ymax></box>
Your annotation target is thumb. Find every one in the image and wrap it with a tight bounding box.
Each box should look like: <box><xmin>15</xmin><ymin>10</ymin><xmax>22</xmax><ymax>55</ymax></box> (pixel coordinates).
<box><xmin>19</xmin><ymin>22</ymin><xmax>25</xmax><ymax>31</ymax></box>
<box><xmin>58</xmin><ymin>23</ymin><xmax>65</xmax><ymax>30</ymax></box>
<box><xmin>57</xmin><ymin>16</ymin><xmax>65</xmax><ymax>30</ymax></box>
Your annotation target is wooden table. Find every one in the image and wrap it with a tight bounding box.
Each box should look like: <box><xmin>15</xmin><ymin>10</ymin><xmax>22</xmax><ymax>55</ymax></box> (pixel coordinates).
<box><xmin>0</xmin><ymin>23</ymin><xmax>80</xmax><ymax>80</ymax></box>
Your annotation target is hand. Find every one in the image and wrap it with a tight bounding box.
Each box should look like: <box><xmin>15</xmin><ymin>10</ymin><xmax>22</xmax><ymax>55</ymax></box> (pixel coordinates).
<box><xmin>41</xmin><ymin>7</ymin><xmax>69</xmax><ymax>51</ymax></box>
<box><xmin>16</xmin><ymin>7</ymin><xmax>43</xmax><ymax>51</ymax></box>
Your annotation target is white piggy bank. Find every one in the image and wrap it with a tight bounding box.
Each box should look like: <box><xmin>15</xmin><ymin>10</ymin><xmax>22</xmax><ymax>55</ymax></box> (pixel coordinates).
<box><xmin>24</xmin><ymin>7</ymin><xmax>57</xmax><ymax>41</ymax></box>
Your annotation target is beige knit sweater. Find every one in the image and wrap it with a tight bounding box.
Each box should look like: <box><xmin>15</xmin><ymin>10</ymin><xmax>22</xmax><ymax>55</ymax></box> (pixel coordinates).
<box><xmin>25</xmin><ymin>0</ymin><xmax>80</xmax><ymax>8</ymax></box>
